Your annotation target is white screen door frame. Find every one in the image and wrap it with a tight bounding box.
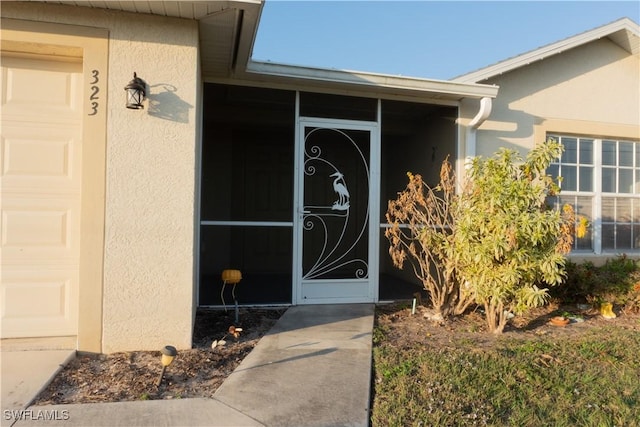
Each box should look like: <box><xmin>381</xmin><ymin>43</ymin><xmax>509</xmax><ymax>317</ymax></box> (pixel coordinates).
<box><xmin>293</xmin><ymin>116</ymin><xmax>380</xmax><ymax>304</ymax></box>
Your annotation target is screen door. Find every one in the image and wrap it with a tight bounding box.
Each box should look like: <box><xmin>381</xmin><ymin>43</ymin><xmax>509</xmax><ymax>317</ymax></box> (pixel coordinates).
<box><xmin>296</xmin><ymin>119</ymin><xmax>378</xmax><ymax>303</ymax></box>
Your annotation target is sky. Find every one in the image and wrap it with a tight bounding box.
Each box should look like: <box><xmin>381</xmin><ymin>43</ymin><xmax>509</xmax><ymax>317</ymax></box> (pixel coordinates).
<box><xmin>252</xmin><ymin>1</ymin><xmax>640</xmax><ymax>80</ymax></box>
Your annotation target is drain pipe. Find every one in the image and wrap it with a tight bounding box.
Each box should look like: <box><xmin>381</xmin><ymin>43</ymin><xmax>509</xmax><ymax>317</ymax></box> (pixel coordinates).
<box><xmin>465</xmin><ymin>97</ymin><xmax>492</xmax><ymax>165</ymax></box>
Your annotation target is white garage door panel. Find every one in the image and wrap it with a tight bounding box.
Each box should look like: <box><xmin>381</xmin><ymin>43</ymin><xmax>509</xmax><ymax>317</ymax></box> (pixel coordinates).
<box><xmin>3</xmin><ymin>209</ymin><xmax>71</xmax><ymax>246</ymax></box>
<box><xmin>1</xmin><ymin>54</ymin><xmax>83</xmax><ymax>340</ymax></box>
<box><xmin>1</xmin><ymin>199</ymin><xmax>80</xmax><ymax>261</ymax></box>
<box><xmin>1</xmin><ymin>124</ymin><xmax>82</xmax><ymax>189</ymax></box>
<box><xmin>4</xmin><ymin>137</ymin><xmax>72</xmax><ymax>176</ymax></box>
<box><xmin>1</xmin><ymin>56</ymin><xmax>82</xmax><ymax>120</ymax></box>
<box><xmin>1</xmin><ymin>269</ymin><xmax>79</xmax><ymax>337</ymax></box>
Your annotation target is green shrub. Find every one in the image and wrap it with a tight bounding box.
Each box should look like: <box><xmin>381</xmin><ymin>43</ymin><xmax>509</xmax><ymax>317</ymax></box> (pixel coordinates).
<box><xmin>386</xmin><ymin>139</ymin><xmax>582</xmax><ymax>332</ymax></box>
<box><xmin>452</xmin><ymin>140</ymin><xmax>578</xmax><ymax>333</ymax></box>
<box><xmin>553</xmin><ymin>255</ymin><xmax>640</xmax><ymax>310</ymax></box>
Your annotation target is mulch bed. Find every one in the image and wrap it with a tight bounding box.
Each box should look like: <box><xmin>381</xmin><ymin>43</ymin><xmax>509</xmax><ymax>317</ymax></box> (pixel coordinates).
<box><xmin>33</xmin><ymin>308</ymin><xmax>285</xmax><ymax>404</ymax></box>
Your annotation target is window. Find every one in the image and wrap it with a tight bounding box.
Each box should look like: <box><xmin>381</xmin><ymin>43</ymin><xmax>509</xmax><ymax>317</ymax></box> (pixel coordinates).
<box><xmin>548</xmin><ymin>135</ymin><xmax>640</xmax><ymax>253</ymax></box>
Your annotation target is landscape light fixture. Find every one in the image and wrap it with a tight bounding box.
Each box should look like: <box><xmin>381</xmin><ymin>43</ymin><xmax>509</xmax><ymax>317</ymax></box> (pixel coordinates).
<box><xmin>156</xmin><ymin>345</ymin><xmax>177</xmax><ymax>386</ymax></box>
<box><xmin>221</xmin><ymin>269</ymin><xmax>242</xmax><ymax>323</ymax></box>
<box><xmin>124</xmin><ymin>72</ymin><xmax>146</xmax><ymax>109</ymax></box>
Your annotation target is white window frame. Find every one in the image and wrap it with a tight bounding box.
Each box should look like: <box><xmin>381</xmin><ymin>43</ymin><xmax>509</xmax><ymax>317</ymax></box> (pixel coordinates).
<box><xmin>549</xmin><ymin>134</ymin><xmax>640</xmax><ymax>255</ymax></box>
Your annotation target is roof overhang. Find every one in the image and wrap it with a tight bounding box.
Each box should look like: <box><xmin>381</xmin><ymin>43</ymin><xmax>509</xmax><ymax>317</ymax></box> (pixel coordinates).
<box><xmin>26</xmin><ymin>0</ymin><xmax>498</xmax><ymax>101</ymax></box>
<box><xmin>194</xmin><ymin>1</ymin><xmax>498</xmax><ymax>102</ymax></box>
<box><xmin>34</xmin><ymin>0</ymin><xmax>260</xmax><ymax>20</ymax></box>
<box><xmin>33</xmin><ymin>1</ymin><xmax>263</xmax><ymax>78</ymax></box>
<box><xmin>234</xmin><ymin>60</ymin><xmax>498</xmax><ymax>102</ymax></box>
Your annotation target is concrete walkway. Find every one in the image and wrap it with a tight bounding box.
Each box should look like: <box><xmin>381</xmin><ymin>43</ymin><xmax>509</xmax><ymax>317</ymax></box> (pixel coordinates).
<box><xmin>1</xmin><ymin>349</ymin><xmax>75</xmax><ymax>426</ymax></box>
<box><xmin>1</xmin><ymin>304</ymin><xmax>374</xmax><ymax>427</ymax></box>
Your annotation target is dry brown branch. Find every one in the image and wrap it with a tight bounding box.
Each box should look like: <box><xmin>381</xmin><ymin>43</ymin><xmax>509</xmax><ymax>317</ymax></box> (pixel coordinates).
<box><xmin>385</xmin><ymin>159</ymin><xmax>474</xmax><ymax>319</ymax></box>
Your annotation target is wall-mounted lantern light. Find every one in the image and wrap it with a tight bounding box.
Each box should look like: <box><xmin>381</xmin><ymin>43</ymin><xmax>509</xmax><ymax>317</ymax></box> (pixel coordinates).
<box><xmin>156</xmin><ymin>345</ymin><xmax>177</xmax><ymax>386</ymax></box>
<box><xmin>124</xmin><ymin>72</ymin><xmax>146</xmax><ymax>109</ymax></box>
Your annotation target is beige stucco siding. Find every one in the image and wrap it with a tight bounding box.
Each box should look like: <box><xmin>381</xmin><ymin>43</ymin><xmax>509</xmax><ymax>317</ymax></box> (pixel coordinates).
<box><xmin>475</xmin><ymin>38</ymin><xmax>640</xmax><ymax>157</ymax></box>
<box><xmin>2</xmin><ymin>3</ymin><xmax>200</xmax><ymax>352</ymax></box>
<box><xmin>104</xmin><ymin>13</ymin><xmax>199</xmax><ymax>353</ymax></box>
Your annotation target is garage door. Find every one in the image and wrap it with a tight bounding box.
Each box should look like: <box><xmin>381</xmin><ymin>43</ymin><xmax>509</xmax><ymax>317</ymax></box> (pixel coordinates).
<box><xmin>1</xmin><ymin>54</ymin><xmax>83</xmax><ymax>339</ymax></box>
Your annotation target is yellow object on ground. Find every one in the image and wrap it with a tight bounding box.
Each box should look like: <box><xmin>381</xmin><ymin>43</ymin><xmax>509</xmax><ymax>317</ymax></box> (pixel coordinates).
<box><xmin>599</xmin><ymin>302</ymin><xmax>616</xmax><ymax>319</ymax></box>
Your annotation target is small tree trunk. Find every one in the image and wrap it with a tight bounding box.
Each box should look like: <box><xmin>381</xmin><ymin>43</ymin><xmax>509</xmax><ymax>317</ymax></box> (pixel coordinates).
<box><xmin>492</xmin><ymin>314</ymin><xmax>507</xmax><ymax>334</ymax></box>
<box><xmin>452</xmin><ymin>291</ymin><xmax>475</xmax><ymax>316</ymax></box>
<box><xmin>484</xmin><ymin>298</ymin><xmax>508</xmax><ymax>334</ymax></box>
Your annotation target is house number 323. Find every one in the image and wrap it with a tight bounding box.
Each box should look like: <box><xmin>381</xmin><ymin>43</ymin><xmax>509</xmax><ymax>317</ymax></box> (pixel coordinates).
<box><xmin>88</xmin><ymin>70</ymin><xmax>100</xmax><ymax>116</ymax></box>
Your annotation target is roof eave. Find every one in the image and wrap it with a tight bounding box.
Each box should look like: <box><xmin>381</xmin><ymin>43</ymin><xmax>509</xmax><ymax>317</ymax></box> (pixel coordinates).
<box><xmin>19</xmin><ymin>1</ymin><xmax>497</xmax><ymax>100</ymax></box>
<box><xmin>454</xmin><ymin>17</ymin><xmax>640</xmax><ymax>84</ymax></box>
<box><xmin>236</xmin><ymin>60</ymin><xmax>498</xmax><ymax>101</ymax></box>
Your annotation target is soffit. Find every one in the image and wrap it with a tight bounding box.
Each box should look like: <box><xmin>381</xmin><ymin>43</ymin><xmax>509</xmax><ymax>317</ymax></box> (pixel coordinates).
<box><xmin>26</xmin><ymin>0</ymin><xmax>497</xmax><ymax>101</ymax></box>
<box><xmin>34</xmin><ymin>1</ymin><xmax>259</xmax><ymax>20</ymax></box>
<box><xmin>28</xmin><ymin>1</ymin><xmax>262</xmax><ymax>77</ymax></box>
<box><xmin>230</xmin><ymin>61</ymin><xmax>499</xmax><ymax>102</ymax></box>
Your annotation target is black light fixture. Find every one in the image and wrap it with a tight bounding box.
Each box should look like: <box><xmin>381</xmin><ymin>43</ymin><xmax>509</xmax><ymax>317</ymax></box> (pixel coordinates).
<box><xmin>124</xmin><ymin>72</ymin><xmax>146</xmax><ymax>109</ymax></box>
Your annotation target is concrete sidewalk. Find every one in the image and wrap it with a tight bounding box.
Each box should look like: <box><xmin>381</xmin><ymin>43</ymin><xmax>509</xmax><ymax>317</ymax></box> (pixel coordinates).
<box><xmin>1</xmin><ymin>349</ymin><xmax>75</xmax><ymax>426</ymax></box>
<box><xmin>2</xmin><ymin>304</ymin><xmax>374</xmax><ymax>427</ymax></box>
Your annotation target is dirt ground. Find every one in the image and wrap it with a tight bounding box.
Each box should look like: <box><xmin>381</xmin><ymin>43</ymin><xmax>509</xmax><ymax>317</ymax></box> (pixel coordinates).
<box><xmin>33</xmin><ymin>302</ymin><xmax>639</xmax><ymax>405</ymax></box>
<box><xmin>33</xmin><ymin>308</ymin><xmax>285</xmax><ymax>405</ymax></box>
<box><xmin>375</xmin><ymin>300</ymin><xmax>640</xmax><ymax>352</ymax></box>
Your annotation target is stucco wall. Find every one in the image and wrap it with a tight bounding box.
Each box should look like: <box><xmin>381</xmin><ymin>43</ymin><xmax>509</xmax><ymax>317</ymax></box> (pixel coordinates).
<box><xmin>461</xmin><ymin>38</ymin><xmax>640</xmax><ymax>265</ymax></box>
<box><xmin>2</xmin><ymin>3</ymin><xmax>199</xmax><ymax>352</ymax></box>
<box><xmin>475</xmin><ymin>38</ymin><xmax>640</xmax><ymax>158</ymax></box>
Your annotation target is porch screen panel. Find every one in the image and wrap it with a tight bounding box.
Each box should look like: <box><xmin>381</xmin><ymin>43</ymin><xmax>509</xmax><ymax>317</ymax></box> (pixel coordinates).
<box><xmin>300</xmin><ymin>92</ymin><xmax>377</xmax><ymax>122</ymax></box>
<box><xmin>378</xmin><ymin>100</ymin><xmax>458</xmax><ymax>300</ymax></box>
<box><xmin>199</xmin><ymin>84</ymin><xmax>295</xmax><ymax>305</ymax></box>
<box><xmin>200</xmin><ymin>226</ymin><xmax>292</xmax><ymax>305</ymax></box>
<box><xmin>201</xmin><ymin>128</ymin><xmax>293</xmax><ymax>222</ymax></box>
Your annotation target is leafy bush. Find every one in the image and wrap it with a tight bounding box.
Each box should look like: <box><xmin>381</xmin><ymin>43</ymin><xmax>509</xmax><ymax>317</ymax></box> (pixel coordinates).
<box><xmin>452</xmin><ymin>140</ymin><xmax>579</xmax><ymax>333</ymax></box>
<box><xmin>386</xmin><ymin>139</ymin><xmax>582</xmax><ymax>332</ymax></box>
<box><xmin>553</xmin><ymin>255</ymin><xmax>640</xmax><ymax>312</ymax></box>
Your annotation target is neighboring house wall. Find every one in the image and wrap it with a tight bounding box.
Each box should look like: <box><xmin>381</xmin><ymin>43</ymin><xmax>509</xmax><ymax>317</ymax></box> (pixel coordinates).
<box><xmin>1</xmin><ymin>3</ymin><xmax>200</xmax><ymax>352</ymax></box>
<box><xmin>471</xmin><ymin>37</ymin><xmax>640</xmax><ymax>261</ymax></box>
<box><xmin>475</xmin><ymin>38</ymin><xmax>639</xmax><ymax>157</ymax></box>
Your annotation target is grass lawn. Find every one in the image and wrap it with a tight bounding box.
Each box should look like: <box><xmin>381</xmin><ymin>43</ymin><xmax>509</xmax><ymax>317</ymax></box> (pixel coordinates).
<box><xmin>371</xmin><ymin>304</ymin><xmax>640</xmax><ymax>427</ymax></box>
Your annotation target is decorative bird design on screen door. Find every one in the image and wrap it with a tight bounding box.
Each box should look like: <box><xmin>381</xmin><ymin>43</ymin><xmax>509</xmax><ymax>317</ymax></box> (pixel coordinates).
<box><xmin>302</xmin><ymin>127</ymin><xmax>369</xmax><ymax>280</ymax></box>
<box><xmin>330</xmin><ymin>171</ymin><xmax>350</xmax><ymax>210</ymax></box>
